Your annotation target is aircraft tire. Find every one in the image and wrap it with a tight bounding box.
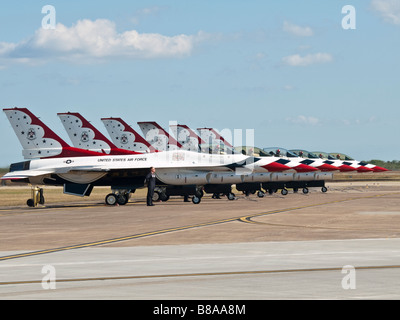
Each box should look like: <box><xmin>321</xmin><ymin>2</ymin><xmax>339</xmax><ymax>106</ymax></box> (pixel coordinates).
<box><xmin>321</xmin><ymin>186</ymin><xmax>328</xmax><ymax>193</ymax></box>
<box><xmin>281</xmin><ymin>189</ymin><xmax>288</xmax><ymax>196</ymax></box>
<box><xmin>27</xmin><ymin>199</ymin><xmax>35</xmax><ymax>207</ymax></box>
<box><xmin>105</xmin><ymin>193</ymin><xmax>118</xmax><ymax>206</ymax></box>
<box><xmin>152</xmin><ymin>191</ymin><xmax>160</xmax><ymax>202</ymax></box>
<box><xmin>192</xmin><ymin>196</ymin><xmax>201</xmax><ymax>204</ymax></box>
<box><xmin>257</xmin><ymin>191</ymin><xmax>265</xmax><ymax>198</ymax></box>
<box><xmin>302</xmin><ymin>188</ymin><xmax>309</xmax><ymax>194</ymax></box>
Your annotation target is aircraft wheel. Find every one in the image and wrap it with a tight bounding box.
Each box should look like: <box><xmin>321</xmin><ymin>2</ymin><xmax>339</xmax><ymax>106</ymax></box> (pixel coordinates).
<box><xmin>105</xmin><ymin>193</ymin><xmax>118</xmax><ymax>206</ymax></box>
<box><xmin>152</xmin><ymin>191</ymin><xmax>160</xmax><ymax>202</ymax></box>
<box><xmin>192</xmin><ymin>196</ymin><xmax>201</xmax><ymax>204</ymax></box>
<box><xmin>321</xmin><ymin>186</ymin><xmax>328</xmax><ymax>193</ymax></box>
<box><xmin>257</xmin><ymin>191</ymin><xmax>265</xmax><ymax>198</ymax></box>
<box><xmin>117</xmin><ymin>194</ymin><xmax>129</xmax><ymax>205</ymax></box>
<box><xmin>268</xmin><ymin>189</ymin><xmax>274</xmax><ymax>195</ymax></box>
<box><xmin>281</xmin><ymin>189</ymin><xmax>288</xmax><ymax>196</ymax></box>
<box><xmin>302</xmin><ymin>187</ymin><xmax>309</xmax><ymax>194</ymax></box>
<box><xmin>27</xmin><ymin>199</ymin><xmax>35</xmax><ymax>207</ymax></box>
<box><xmin>227</xmin><ymin>192</ymin><xmax>235</xmax><ymax>200</ymax></box>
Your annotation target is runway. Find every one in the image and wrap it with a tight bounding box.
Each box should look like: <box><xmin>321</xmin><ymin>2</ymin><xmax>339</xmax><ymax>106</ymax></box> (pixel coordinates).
<box><xmin>0</xmin><ymin>181</ymin><xmax>400</xmax><ymax>299</ymax></box>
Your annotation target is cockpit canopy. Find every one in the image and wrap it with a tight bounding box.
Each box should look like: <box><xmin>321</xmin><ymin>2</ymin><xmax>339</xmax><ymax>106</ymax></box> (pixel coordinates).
<box><xmin>312</xmin><ymin>151</ymin><xmax>354</xmax><ymax>161</ymax></box>
<box><xmin>234</xmin><ymin>146</ymin><xmax>267</xmax><ymax>156</ymax></box>
<box><xmin>312</xmin><ymin>151</ymin><xmax>337</xmax><ymax>160</ymax></box>
<box><xmin>329</xmin><ymin>153</ymin><xmax>354</xmax><ymax>161</ymax></box>
<box><xmin>289</xmin><ymin>149</ymin><xmax>319</xmax><ymax>159</ymax></box>
<box><xmin>199</xmin><ymin>143</ymin><xmax>237</xmax><ymax>155</ymax></box>
<box><xmin>262</xmin><ymin>147</ymin><xmax>299</xmax><ymax>158</ymax></box>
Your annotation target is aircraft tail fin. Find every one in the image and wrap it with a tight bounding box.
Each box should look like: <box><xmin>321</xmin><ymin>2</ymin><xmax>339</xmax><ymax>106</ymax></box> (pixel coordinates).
<box><xmin>101</xmin><ymin>117</ymin><xmax>156</xmax><ymax>153</ymax></box>
<box><xmin>3</xmin><ymin>107</ymin><xmax>103</xmax><ymax>159</ymax></box>
<box><xmin>58</xmin><ymin>112</ymin><xmax>141</xmax><ymax>155</ymax></box>
<box><xmin>170</xmin><ymin>124</ymin><xmax>205</xmax><ymax>152</ymax></box>
<box><xmin>137</xmin><ymin>121</ymin><xmax>182</xmax><ymax>151</ymax></box>
<box><xmin>197</xmin><ymin>127</ymin><xmax>234</xmax><ymax>148</ymax></box>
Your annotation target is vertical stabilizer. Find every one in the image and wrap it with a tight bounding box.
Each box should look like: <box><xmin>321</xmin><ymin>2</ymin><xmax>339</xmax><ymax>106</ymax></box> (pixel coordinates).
<box><xmin>170</xmin><ymin>124</ymin><xmax>205</xmax><ymax>152</ymax></box>
<box><xmin>137</xmin><ymin>121</ymin><xmax>182</xmax><ymax>151</ymax></box>
<box><xmin>197</xmin><ymin>127</ymin><xmax>234</xmax><ymax>147</ymax></box>
<box><xmin>101</xmin><ymin>117</ymin><xmax>156</xmax><ymax>153</ymax></box>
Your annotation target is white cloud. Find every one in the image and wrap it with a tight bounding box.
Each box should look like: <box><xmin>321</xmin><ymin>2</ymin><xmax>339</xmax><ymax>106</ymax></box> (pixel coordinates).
<box><xmin>282</xmin><ymin>53</ymin><xmax>333</xmax><ymax>67</ymax></box>
<box><xmin>371</xmin><ymin>0</ymin><xmax>400</xmax><ymax>25</ymax></box>
<box><xmin>0</xmin><ymin>19</ymin><xmax>208</xmax><ymax>65</ymax></box>
<box><xmin>283</xmin><ymin>21</ymin><xmax>314</xmax><ymax>37</ymax></box>
<box><xmin>286</xmin><ymin>115</ymin><xmax>321</xmax><ymax>126</ymax></box>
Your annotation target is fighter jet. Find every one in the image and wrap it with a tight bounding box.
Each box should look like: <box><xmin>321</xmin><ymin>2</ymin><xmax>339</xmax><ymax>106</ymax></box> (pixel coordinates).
<box><xmin>2</xmin><ymin>108</ymin><xmax>257</xmax><ymax>206</ymax></box>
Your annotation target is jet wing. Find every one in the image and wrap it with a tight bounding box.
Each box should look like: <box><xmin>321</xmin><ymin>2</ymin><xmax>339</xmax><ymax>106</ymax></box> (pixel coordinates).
<box><xmin>1</xmin><ymin>169</ymin><xmax>56</xmax><ymax>180</ymax></box>
<box><xmin>0</xmin><ymin>165</ymin><xmax>112</xmax><ymax>180</ymax></box>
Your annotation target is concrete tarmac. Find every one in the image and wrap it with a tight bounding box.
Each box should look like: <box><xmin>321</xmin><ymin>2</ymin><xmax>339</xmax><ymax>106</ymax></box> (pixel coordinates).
<box><xmin>0</xmin><ymin>181</ymin><xmax>400</xmax><ymax>299</ymax></box>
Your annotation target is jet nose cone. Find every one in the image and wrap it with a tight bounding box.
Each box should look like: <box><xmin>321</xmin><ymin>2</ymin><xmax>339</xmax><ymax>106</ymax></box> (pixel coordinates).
<box><xmin>372</xmin><ymin>166</ymin><xmax>389</xmax><ymax>172</ymax></box>
<box><xmin>293</xmin><ymin>163</ymin><xmax>319</xmax><ymax>172</ymax></box>
<box><xmin>357</xmin><ymin>166</ymin><xmax>374</xmax><ymax>172</ymax></box>
<box><xmin>317</xmin><ymin>163</ymin><xmax>339</xmax><ymax>172</ymax></box>
<box><xmin>261</xmin><ymin>162</ymin><xmax>292</xmax><ymax>172</ymax></box>
<box><xmin>339</xmin><ymin>164</ymin><xmax>356</xmax><ymax>172</ymax></box>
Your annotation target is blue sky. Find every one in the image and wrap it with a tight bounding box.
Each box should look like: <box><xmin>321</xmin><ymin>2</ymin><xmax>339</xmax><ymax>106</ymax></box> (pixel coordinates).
<box><xmin>0</xmin><ymin>0</ymin><xmax>399</xmax><ymax>166</ymax></box>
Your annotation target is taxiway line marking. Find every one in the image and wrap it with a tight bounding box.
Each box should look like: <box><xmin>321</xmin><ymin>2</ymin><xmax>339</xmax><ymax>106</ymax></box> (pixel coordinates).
<box><xmin>1</xmin><ymin>264</ymin><xmax>400</xmax><ymax>286</ymax></box>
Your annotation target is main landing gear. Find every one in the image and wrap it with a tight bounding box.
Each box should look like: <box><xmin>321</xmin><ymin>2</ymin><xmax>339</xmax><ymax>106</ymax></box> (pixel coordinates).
<box><xmin>27</xmin><ymin>186</ymin><xmax>45</xmax><ymax>207</ymax></box>
<box><xmin>105</xmin><ymin>189</ymin><xmax>132</xmax><ymax>206</ymax></box>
